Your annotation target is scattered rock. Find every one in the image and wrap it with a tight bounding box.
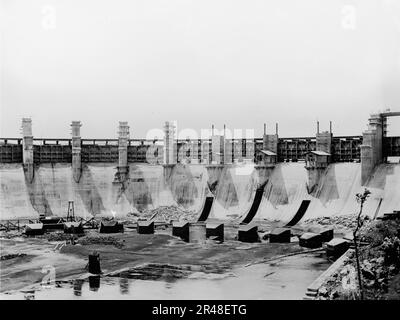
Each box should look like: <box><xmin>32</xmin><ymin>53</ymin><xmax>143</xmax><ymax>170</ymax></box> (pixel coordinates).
<box><xmin>319</xmin><ymin>286</ymin><xmax>328</xmax><ymax>297</ymax></box>
<box><xmin>340</xmin><ymin>268</ymin><xmax>349</xmax><ymax>275</ymax></box>
<box><xmin>330</xmin><ymin>290</ymin><xmax>339</xmax><ymax>299</ymax></box>
<box><xmin>303</xmin><ymin>214</ymin><xmax>371</xmax><ymax>230</ymax></box>
<box><xmin>129</xmin><ymin>212</ymin><xmax>140</xmax><ymax>217</ymax></box>
<box><xmin>45</xmin><ymin>232</ymin><xmax>82</xmax><ymax>242</ymax></box>
<box><xmin>364</xmin><ymin>279</ymin><xmax>375</xmax><ymax>288</ymax></box>
<box><xmin>130</xmin><ymin>206</ymin><xmax>197</xmax><ymax>223</ymax></box>
<box><xmin>361</xmin><ymin>264</ymin><xmax>375</xmax><ymax>280</ymax></box>
<box><xmin>78</xmin><ymin>235</ymin><xmax>125</xmax><ymax>248</ymax></box>
<box><xmin>261</xmin><ymin>232</ymin><xmax>270</xmax><ymax>241</ymax></box>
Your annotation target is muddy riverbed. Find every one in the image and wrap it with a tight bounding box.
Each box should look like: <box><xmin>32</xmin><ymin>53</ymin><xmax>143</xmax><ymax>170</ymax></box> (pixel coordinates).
<box><xmin>0</xmin><ymin>223</ymin><xmax>333</xmax><ymax>299</ymax></box>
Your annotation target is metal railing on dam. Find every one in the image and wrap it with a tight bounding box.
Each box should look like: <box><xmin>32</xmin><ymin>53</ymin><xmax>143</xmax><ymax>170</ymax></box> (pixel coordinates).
<box><xmin>0</xmin><ymin>135</ymin><xmax>377</xmax><ymax>164</ymax></box>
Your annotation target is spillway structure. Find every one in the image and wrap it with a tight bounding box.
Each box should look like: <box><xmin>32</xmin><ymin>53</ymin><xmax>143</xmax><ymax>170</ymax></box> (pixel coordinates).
<box><xmin>1</xmin><ymin>112</ymin><xmax>400</xmax><ymax>225</ymax></box>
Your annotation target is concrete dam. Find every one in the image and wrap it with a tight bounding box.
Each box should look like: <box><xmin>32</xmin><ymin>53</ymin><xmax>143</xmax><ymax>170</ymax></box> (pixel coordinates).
<box><xmin>1</xmin><ymin>161</ymin><xmax>400</xmax><ymax>223</ymax></box>
<box><xmin>1</xmin><ymin>112</ymin><xmax>400</xmax><ymax>223</ymax></box>
<box><xmin>1</xmin><ymin>112</ymin><xmax>400</xmax><ymax>301</ymax></box>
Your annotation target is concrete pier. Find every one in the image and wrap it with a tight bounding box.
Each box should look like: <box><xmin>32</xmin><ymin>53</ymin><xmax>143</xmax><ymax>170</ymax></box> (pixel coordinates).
<box><xmin>224</xmin><ymin>138</ymin><xmax>233</xmax><ymax>164</ymax></box>
<box><xmin>189</xmin><ymin>222</ymin><xmax>207</xmax><ymax>244</ymax></box>
<box><xmin>172</xmin><ymin>221</ymin><xmax>190</xmax><ymax>242</ymax></box>
<box><xmin>206</xmin><ymin>223</ymin><xmax>224</xmax><ymax>242</ymax></box>
<box><xmin>262</xmin><ymin>123</ymin><xmax>278</xmax><ymax>155</ymax></box>
<box><xmin>238</xmin><ymin>224</ymin><xmax>259</xmax><ymax>243</ymax></box>
<box><xmin>326</xmin><ymin>238</ymin><xmax>349</xmax><ymax>257</ymax></box>
<box><xmin>211</xmin><ymin>134</ymin><xmax>225</xmax><ymax>164</ymax></box>
<box><xmin>299</xmin><ymin>232</ymin><xmax>322</xmax><ymax>248</ymax></box>
<box><xmin>305</xmin><ymin>151</ymin><xmax>330</xmax><ymax>193</ymax></box>
<box><xmin>201</xmin><ymin>140</ymin><xmax>211</xmax><ymax>164</ymax></box>
<box><xmin>137</xmin><ymin>220</ymin><xmax>155</xmax><ymax>234</ymax></box>
<box><xmin>21</xmin><ymin>118</ymin><xmax>34</xmax><ymax>183</ymax></box>
<box><xmin>318</xmin><ymin>227</ymin><xmax>334</xmax><ymax>242</ymax></box>
<box><xmin>114</xmin><ymin>122</ymin><xmax>129</xmax><ymax>183</ymax></box>
<box><xmin>316</xmin><ymin>131</ymin><xmax>332</xmax><ymax>155</ymax></box>
<box><xmin>163</xmin><ymin>121</ymin><xmax>177</xmax><ymax>165</ymax></box>
<box><xmin>305</xmin><ymin>124</ymin><xmax>332</xmax><ymax>193</ymax></box>
<box><xmin>71</xmin><ymin>121</ymin><xmax>82</xmax><ymax>183</ymax></box>
<box><xmin>269</xmin><ymin>228</ymin><xmax>291</xmax><ymax>243</ymax></box>
<box><xmin>361</xmin><ymin>114</ymin><xmax>383</xmax><ymax>185</ymax></box>
<box><xmin>244</xmin><ymin>139</ymin><xmax>254</xmax><ymax>162</ymax></box>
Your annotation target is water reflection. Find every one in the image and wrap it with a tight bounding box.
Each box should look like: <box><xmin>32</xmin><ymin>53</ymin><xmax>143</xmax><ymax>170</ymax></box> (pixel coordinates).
<box><xmin>164</xmin><ymin>281</ymin><xmax>173</xmax><ymax>290</ymax></box>
<box><xmin>23</xmin><ymin>291</ymin><xmax>35</xmax><ymax>300</ymax></box>
<box><xmin>119</xmin><ymin>276</ymin><xmax>129</xmax><ymax>295</ymax></box>
<box><xmin>161</xmin><ymin>268</ymin><xmax>180</xmax><ymax>289</ymax></box>
<box><xmin>1</xmin><ymin>254</ymin><xmax>332</xmax><ymax>300</ymax></box>
<box><xmin>73</xmin><ymin>279</ymin><xmax>84</xmax><ymax>297</ymax></box>
<box><xmin>89</xmin><ymin>276</ymin><xmax>100</xmax><ymax>292</ymax></box>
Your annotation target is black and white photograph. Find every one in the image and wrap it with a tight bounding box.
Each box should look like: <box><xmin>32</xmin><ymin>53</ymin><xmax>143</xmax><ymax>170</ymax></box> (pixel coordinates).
<box><xmin>1</xmin><ymin>0</ymin><xmax>400</xmax><ymax>309</ymax></box>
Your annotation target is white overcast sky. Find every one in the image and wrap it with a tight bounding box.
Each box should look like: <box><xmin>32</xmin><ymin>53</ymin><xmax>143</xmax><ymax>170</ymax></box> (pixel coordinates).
<box><xmin>1</xmin><ymin>0</ymin><xmax>400</xmax><ymax>138</ymax></box>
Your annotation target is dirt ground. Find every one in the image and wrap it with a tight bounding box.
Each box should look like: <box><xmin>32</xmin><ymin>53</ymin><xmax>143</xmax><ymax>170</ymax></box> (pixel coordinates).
<box><xmin>1</xmin><ymin>222</ymin><xmax>317</xmax><ymax>293</ymax></box>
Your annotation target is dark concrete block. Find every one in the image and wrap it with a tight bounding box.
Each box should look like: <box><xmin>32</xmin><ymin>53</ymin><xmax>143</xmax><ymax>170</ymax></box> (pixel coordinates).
<box><xmin>326</xmin><ymin>238</ymin><xmax>350</xmax><ymax>257</ymax></box>
<box><xmin>238</xmin><ymin>224</ymin><xmax>259</xmax><ymax>243</ymax></box>
<box><xmin>99</xmin><ymin>220</ymin><xmax>124</xmax><ymax>233</ymax></box>
<box><xmin>206</xmin><ymin>223</ymin><xmax>224</xmax><ymax>242</ymax></box>
<box><xmin>137</xmin><ymin>220</ymin><xmax>155</xmax><ymax>234</ymax></box>
<box><xmin>382</xmin><ymin>212</ymin><xmax>400</xmax><ymax>220</ymax></box>
<box><xmin>299</xmin><ymin>232</ymin><xmax>322</xmax><ymax>248</ymax></box>
<box><xmin>269</xmin><ymin>228</ymin><xmax>291</xmax><ymax>243</ymax></box>
<box><xmin>88</xmin><ymin>252</ymin><xmax>101</xmax><ymax>274</ymax></box>
<box><xmin>172</xmin><ymin>221</ymin><xmax>189</xmax><ymax>242</ymax></box>
<box><xmin>25</xmin><ymin>223</ymin><xmax>44</xmax><ymax>236</ymax></box>
<box><xmin>64</xmin><ymin>222</ymin><xmax>84</xmax><ymax>234</ymax></box>
<box><xmin>319</xmin><ymin>228</ymin><xmax>334</xmax><ymax>242</ymax></box>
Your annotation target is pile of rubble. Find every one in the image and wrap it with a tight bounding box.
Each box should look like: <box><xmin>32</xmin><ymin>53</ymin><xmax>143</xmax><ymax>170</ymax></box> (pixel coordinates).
<box><xmin>138</xmin><ymin>206</ymin><xmax>198</xmax><ymax>223</ymax></box>
<box><xmin>43</xmin><ymin>232</ymin><xmax>82</xmax><ymax>242</ymax></box>
<box><xmin>304</xmin><ymin>214</ymin><xmax>371</xmax><ymax>230</ymax></box>
<box><xmin>316</xmin><ymin>255</ymin><xmax>395</xmax><ymax>300</ymax></box>
<box><xmin>77</xmin><ymin>235</ymin><xmax>125</xmax><ymax>248</ymax></box>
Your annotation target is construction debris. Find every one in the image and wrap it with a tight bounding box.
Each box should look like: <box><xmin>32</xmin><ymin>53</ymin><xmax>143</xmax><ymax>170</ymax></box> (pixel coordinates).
<box><xmin>137</xmin><ymin>206</ymin><xmax>198</xmax><ymax>223</ymax></box>
<box><xmin>78</xmin><ymin>235</ymin><xmax>125</xmax><ymax>248</ymax></box>
<box><xmin>313</xmin><ymin>219</ymin><xmax>400</xmax><ymax>300</ymax></box>
<box><xmin>303</xmin><ymin>214</ymin><xmax>371</xmax><ymax>230</ymax></box>
<box><xmin>44</xmin><ymin>232</ymin><xmax>82</xmax><ymax>242</ymax></box>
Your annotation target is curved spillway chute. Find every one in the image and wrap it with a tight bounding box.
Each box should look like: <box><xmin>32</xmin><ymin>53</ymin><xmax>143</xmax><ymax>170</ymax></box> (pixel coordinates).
<box><xmin>239</xmin><ymin>182</ymin><xmax>267</xmax><ymax>225</ymax></box>
<box><xmin>284</xmin><ymin>199</ymin><xmax>311</xmax><ymax>227</ymax></box>
<box><xmin>197</xmin><ymin>196</ymin><xmax>214</xmax><ymax>222</ymax></box>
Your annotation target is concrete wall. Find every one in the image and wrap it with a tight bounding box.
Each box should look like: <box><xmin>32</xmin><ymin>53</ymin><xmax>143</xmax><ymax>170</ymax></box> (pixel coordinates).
<box><xmin>211</xmin><ymin>135</ymin><xmax>225</xmax><ymax>164</ymax></box>
<box><xmin>21</xmin><ymin>118</ymin><xmax>34</xmax><ymax>183</ymax></box>
<box><xmin>71</xmin><ymin>121</ymin><xmax>82</xmax><ymax>183</ymax></box>
<box><xmin>361</xmin><ymin>114</ymin><xmax>383</xmax><ymax>185</ymax></box>
<box><xmin>1</xmin><ymin>162</ymin><xmax>400</xmax><ymax>222</ymax></box>
<box><xmin>316</xmin><ymin>132</ymin><xmax>332</xmax><ymax>154</ymax></box>
<box><xmin>263</xmin><ymin>134</ymin><xmax>278</xmax><ymax>154</ymax></box>
<box><xmin>163</xmin><ymin>121</ymin><xmax>177</xmax><ymax>165</ymax></box>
